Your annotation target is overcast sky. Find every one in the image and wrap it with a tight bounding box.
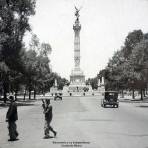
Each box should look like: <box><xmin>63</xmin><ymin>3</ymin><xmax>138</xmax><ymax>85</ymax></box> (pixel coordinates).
<box><xmin>24</xmin><ymin>0</ymin><xmax>148</xmax><ymax>80</ymax></box>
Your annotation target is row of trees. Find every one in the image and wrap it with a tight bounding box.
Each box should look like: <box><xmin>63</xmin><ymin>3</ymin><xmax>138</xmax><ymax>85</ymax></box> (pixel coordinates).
<box><xmin>0</xmin><ymin>0</ymin><xmax>36</xmax><ymax>102</ymax></box>
<box><xmin>21</xmin><ymin>34</ymin><xmax>68</xmax><ymax>100</ymax></box>
<box><xmin>0</xmin><ymin>0</ymin><xmax>68</xmax><ymax>102</ymax></box>
<box><xmin>98</xmin><ymin>30</ymin><xmax>148</xmax><ymax>100</ymax></box>
<box><xmin>86</xmin><ymin>77</ymin><xmax>98</xmax><ymax>90</ymax></box>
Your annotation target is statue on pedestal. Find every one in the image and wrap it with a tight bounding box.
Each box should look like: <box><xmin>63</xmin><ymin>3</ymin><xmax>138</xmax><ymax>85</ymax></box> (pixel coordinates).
<box><xmin>75</xmin><ymin>6</ymin><xmax>82</xmax><ymax>21</ymax></box>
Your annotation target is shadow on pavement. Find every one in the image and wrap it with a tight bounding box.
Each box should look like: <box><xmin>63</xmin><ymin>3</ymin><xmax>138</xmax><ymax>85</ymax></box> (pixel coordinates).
<box><xmin>43</xmin><ymin>136</ymin><xmax>54</xmax><ymax>139</ymax></box>
<box><xmin>104</xmin><ymin>132</ymin><xmax>148</xmax><ymax>137</ymax></box>
<box><xmin>136</xmin><ymin>105</ymin><xmax>148</xmax><ymax>108</ymax></box>
<box><xmin>102</xmin><ymin>106</ymin><xmax>119</xmax><ymax>108</ymax></box>
<box><xmin>79</xmin><ymin>119</ymin><xmax>114</xmax><ymax>122</ymax></box>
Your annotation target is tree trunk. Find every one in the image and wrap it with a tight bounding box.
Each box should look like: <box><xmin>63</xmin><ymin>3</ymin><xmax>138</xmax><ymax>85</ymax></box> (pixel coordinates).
<box><xmin>132</xmin><ymin>89</ymin><xmax>135</xmax><ymax>99</ymax></box>
<box><xmin>143</xmin><ymin>89</ymin><xmax>146</xmax><ymax>97</ymax></box>
<box><xmin>146</xmin><ymin>87</ymin><xmax>148</xmax><ymax>95</ymax></box>
<box><xmin>121</xmin><ymin>90</ymin><xmax>124</xmax><ymax>98</ymax></box>
<box><xmin>140</xmin><ymin>89</ymin><xmax>143</xmax><ymax>100</ymax></box>
<box><xmin>29</xmin><ymin>91</ymin><xmax>31</xmax><ymax>100</ymax></box>
<box><xmin>29</xmin><ymin>87</ymin><xmax>31</xmax><ymax>100</ymax></box>
<box><xmin>3</xmin><ymin>83</ymin><xmax>7</xmax><ymax>103</ymax></box>
<box><xmin>14</xmin><ymin>90</ymin><xmax>18</xmax><ymax>101</ymax></box>
<box><xmin>34</xmin><ymin>89</ymin><xmax>36</xmax><ymax>99</ymax></box>
<box><xmin>23</xmin><ymin>88</ymin><xmax>26</xmax><ymax>100</ymax></box>
<box><xmin>3</xmin><ymin>89</ymin><xmax>7</xmax><ymax>103</ymax></box>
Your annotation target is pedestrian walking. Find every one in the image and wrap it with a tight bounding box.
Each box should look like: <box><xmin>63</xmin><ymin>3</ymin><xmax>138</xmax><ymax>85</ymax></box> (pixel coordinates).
<box><xmin>6</xmin><ymin>96</ymin><xmax>19</xmax><ymax>141</ymax></box>
<box><xmin>42</xmin><ymin>99</ymin><xmax>57</xmax><ymax>139</ymax></box>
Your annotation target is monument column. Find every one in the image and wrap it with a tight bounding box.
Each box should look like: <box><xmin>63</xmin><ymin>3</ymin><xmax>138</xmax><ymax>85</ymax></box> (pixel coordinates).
<box><xmin>73</xmin><ymin>18</ymin><xmax>81</xmax><ymax>69</ymax></box>
<box><xmin>69</xmin><ymin>7</ymin><xmax>85</xmax><ymax>92</ymax></box>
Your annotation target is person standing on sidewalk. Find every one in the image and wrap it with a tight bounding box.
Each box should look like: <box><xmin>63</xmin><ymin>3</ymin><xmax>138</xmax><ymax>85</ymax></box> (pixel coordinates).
<box><xmin>42</xmin><ymin>99</ymin><xmax>57</xmax><ymax>139</ymax></box>
<box><xmin>6</xmin><ymin>96</ymin><xmax>19</xmax><ymax>141</ymax></box>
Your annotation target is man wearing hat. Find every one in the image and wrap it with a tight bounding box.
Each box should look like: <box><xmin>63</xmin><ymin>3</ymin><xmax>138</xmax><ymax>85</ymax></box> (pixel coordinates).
<box><xmin>6</xmin><ymin>96</ymin><xmax>19</xmax><ymax>141</ymax></box>
<box><xmin>42</xmin><ymin>99</ymin><xmax>57</xmax><ymax>138</ymax></box>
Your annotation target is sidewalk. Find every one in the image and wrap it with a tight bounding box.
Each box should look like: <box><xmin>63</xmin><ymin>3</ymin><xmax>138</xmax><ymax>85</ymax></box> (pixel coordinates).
<box><xmin>0</xmin><ymin>94</ymin><xmax>54</xmax><ymax>109</ymax></box>
<box><xmin>119</xmin><ymin>95</ymin><xmax>148</xmax><ymax>103</ymax></box>
<box><xmin>0</xmin><ymin>99</ymin><xmax>37</xmax><ymax>109</ymax></box>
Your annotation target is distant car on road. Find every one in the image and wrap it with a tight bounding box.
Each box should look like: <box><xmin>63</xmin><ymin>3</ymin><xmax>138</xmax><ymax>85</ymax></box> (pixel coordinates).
<box><xmin>54</xmin><ymin>93</ymin><xmax>62</xmax><ymax>100</ymax></box>
<box><xmin>101</xmin><ymin>91</ymin><xmax>119</xmax><ymax>108</ymax></box>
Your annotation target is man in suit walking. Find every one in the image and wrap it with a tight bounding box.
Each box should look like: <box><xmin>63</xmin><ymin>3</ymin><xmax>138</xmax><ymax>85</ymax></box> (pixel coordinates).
<box><xmin>6</xmin><ymin>96</ymin><xmax>19</xmax><ymax>141</ymax></box>
<box><xmin>42</xmin><ymin>99</ymin><xmax>57</xmax><ymax>138</ymax></box>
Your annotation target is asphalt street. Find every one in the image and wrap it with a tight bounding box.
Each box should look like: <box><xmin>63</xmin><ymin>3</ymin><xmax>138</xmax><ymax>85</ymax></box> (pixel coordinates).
<box><xmin>0</xmin><ymin>95</ymin><xmax>148</xmax><ymax>148</ymax></box>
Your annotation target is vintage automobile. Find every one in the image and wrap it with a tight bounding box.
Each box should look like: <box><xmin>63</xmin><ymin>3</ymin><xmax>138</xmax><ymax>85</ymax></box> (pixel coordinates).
<box><xmin>54</xmin><ymin>93</ymin><xmax>62</xmax><ymax>100</ymax></box>
<box><xmin>101</xmin><ymin>91</ymin><xmax>119</xmax><ymax>108</ymax></box>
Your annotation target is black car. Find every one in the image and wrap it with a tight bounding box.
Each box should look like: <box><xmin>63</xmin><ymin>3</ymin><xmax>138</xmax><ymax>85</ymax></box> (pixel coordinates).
<box><xmin>54</xmin><ymin>93</ymin><xmax>62</xmax><ymax>100</ymax></box>
<box><xmin>101</xmin><ymin>91</ymin><xmax>119</xmax><ymax>108</ymax></box>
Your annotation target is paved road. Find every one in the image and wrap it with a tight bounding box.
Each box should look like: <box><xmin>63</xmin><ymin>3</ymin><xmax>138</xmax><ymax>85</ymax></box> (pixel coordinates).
<box><xmin>0</xmin><ymin>95</ymin><xmax>148</xmax><ymax>148</ymax></box>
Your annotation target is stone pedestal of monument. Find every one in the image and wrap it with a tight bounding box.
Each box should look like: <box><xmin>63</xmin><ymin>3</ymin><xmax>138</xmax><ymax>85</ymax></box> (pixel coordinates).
<box><xmin>69</xmin><ymin>67</ymin><xmax>85</xmax><ymax>92</ymax></box>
